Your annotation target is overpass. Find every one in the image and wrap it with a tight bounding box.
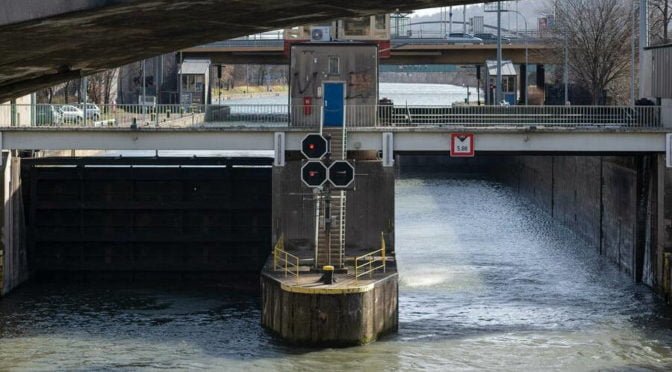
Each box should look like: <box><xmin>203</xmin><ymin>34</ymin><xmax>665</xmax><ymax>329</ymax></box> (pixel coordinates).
<box><xmin>181</xmin><ymin>38</ymin><xmax>552</xmax><ymax>65</ymax></box>
<box><xmin>0</xmin><ymin>0</ymin><xmax>480</xmax><ymax>102</ymax></box>
<box><xmin>0</xmin><ymin>104</ymin><xmax>665</xmax><ymax>154</ymax></box>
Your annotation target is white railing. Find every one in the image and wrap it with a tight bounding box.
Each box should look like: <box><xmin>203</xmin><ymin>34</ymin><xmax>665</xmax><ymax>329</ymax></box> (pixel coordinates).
<box><xmin>0</xmin><ymin>104</ymin><xmax>662</xmax><ymax>128</ymax></box>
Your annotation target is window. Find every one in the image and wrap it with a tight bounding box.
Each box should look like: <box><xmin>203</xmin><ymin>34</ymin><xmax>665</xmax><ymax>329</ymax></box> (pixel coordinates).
<box><xmin>375</xmin><ymin>15</ymin><xmax>386</xmax><ymax>30</ymax></box>
<box><xmin>343</xmin><ymin>17</ymin><xmax>370</xmax><ymax>37</ymax></box>
<box><xmin>328</xmin><ymin>56</ymin><xmax>340</xmax><ymax>75</ymax></box>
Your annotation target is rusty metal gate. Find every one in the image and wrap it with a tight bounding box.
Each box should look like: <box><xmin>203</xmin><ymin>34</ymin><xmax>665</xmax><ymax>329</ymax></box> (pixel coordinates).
<box><xmin>21</xmin><ymin>157</ymin><xmax>272</xmax><ymax>279</ymax></box>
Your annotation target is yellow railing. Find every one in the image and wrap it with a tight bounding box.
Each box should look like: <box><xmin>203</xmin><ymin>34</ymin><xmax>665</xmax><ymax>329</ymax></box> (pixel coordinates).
<box><xmin>355</xmin><ymin>232</ymin><xmax>387</xmax><ymax>281</ymax></box>
<box><xmin>273</xmin><ymin>235</ymin><xmax>300</xmax><ymax>282</ymax></box>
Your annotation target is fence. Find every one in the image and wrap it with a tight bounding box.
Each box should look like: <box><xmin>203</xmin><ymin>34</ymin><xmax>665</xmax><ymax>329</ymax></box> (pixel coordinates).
<box><xmin>273</xmin><ymin>235</ymin><xmax>300</xmax><ymax>282</ymax></box>
<box><xmin>0</xmin><ymin>104</ymin><xmax>662</xmax><ymax>129</ymax></box>
<box><xmin>354</xmin><ymin>232</ymin><xmax>387</xmax><ymax>281</ymax></box>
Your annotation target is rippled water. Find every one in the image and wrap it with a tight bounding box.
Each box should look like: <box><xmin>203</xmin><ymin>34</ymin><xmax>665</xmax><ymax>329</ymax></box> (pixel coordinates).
<box><xmin>2</xmin><ymin>173</ymin><xmax>672</xmax><ymax>370</ymax></box>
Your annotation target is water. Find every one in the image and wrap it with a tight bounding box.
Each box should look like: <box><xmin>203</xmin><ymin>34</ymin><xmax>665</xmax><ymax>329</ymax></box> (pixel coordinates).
<box><xmin>2</xmin><ymin>172</ymin><xmax>672</xmax><ymax>370</ymax></box>
<box><xmin>4</xmin><ymin>84</ymin><xmax>672</xmax><ymax>369</ymax></box>
<box><xmin>222</xmin><ymin>82</ymin><xmax>479</xmax><ymax>106</ymax></box>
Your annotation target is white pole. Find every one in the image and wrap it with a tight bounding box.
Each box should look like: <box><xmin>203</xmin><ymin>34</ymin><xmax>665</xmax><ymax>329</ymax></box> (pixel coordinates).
<box><xmin>639</xmin><ymin>0</ymin><xmax>648</xmax><ymax>99</ymax></box>
<box><xmin>496</xmin><ymin>1</ymin><xmax>503</xmax><ymax>104</ymax></box>
<box><xmin>463</xmin><ymin>5</ymin><xmax>467</xmax><ymax>34</ymax></box>
<box><xmin>449</xmin><ymin>7</ymin><xmax>453</xmax><ymax>35</ymax></box>
<box><xmin>631</xmin><ymin>0</ymin><xmax>637</xmax><ymax>105</ymax></box>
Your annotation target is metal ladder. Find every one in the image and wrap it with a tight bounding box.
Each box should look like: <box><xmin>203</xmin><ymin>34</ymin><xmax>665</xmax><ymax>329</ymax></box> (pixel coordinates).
<box><xmin>314</xmin><ymin>127</ymin><xmax>347</xmax><ymax>268</ymax></box>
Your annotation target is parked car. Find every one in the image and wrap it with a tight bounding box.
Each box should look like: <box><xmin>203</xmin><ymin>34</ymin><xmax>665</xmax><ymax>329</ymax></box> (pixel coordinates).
<box><xmin>474</xmin><ymin>33</ymin><xmax>511</xmax><ymax>44</ymax></box>
<box><xmin>446</xmin><ymin>33</ymin><xmax>483</xmax><ymax>44</ymax></box>
<box><xmin>36</xmin><ymin>105</ymin><xmax>63</xmax><ymax>126</ymax></box>
<box><xmin>83</xmin><ymin>103</ymin><xmax>101</xmax><ymax>120</ymax></box>
<box><xmin>58</xmin><ymin>105</ymin><xmax>84</xmax><ymax>123</ymax></box>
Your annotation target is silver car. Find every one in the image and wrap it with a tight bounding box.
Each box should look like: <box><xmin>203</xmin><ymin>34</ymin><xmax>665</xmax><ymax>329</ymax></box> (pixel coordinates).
<box><xmin>58</xmin><ymin>105</ymin><xmax>84</xmax><ymax>123</ymax></box>
<box><xmin>446</xmin><ymin>33</ymin><xmax>483</xmax><ymax>44</ymax></box>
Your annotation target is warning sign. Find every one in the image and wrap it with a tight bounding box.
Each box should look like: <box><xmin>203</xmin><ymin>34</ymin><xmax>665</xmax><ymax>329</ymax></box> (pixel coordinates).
<box><xmin>450</xmin><ymin>133</ymin><xmax>475</xmax><ymax>157</ymax></box>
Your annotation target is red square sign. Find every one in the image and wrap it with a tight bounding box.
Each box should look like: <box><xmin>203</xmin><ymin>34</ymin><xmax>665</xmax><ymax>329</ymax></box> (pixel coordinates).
<box><xmin>450</xmin><ymin>133</ymin><xmax>475</xmax><ymax>157</ymax></box>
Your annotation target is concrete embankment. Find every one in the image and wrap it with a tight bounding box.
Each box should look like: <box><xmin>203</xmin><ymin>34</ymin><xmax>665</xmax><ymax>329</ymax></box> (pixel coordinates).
<box><xmin>398</xmin><ymin>154</ymin><xmax>672</xmax><ymax>299</ymax></box>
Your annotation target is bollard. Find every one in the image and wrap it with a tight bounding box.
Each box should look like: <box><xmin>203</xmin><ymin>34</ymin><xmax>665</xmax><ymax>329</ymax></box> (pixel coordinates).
<box><xmin>321</xmin><ymin>265</ymin><xmax>335</xmax><ymax>285</ymax></box>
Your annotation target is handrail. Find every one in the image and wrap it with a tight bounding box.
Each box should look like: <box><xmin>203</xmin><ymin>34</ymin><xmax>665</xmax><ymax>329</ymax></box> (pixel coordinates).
<box><xmin>0</xmin><ymin>104</ymin><xmax>662</xmax><ymax>128</ymax></box>
<box><xmin>273</xmin><ymin>234</ymin><xmax>300</xmax><ymax>282</ymax></box>
<box><xmin>354</xmin><ymin>232</ymin><xmax>387</xmax><ymax>281</ymax></box>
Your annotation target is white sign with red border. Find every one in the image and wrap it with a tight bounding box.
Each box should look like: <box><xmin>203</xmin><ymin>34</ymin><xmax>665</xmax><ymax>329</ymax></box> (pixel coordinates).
<box><xmin>450</xmin><ymin>133</ymin><xmax>475</xmax><ymax>157</ymax></box>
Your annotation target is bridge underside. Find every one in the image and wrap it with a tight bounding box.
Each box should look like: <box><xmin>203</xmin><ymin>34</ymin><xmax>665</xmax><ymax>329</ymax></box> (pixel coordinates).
<box><xmin>183</xmin><ymin>46</ymin><xmax>550</xmax><ymax>66</ymax></box>
<box><xmin>0</xmin><ymin>0</ymin><xmax>477</xmax><ymax>102</ymax></box>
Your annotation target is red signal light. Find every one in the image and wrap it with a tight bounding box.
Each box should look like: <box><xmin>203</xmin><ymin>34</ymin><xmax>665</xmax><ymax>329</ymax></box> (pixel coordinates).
<box><xmin>309</xmin><ymin>144</ymin><xmax>316</xmax><ymax>150</ymax></box>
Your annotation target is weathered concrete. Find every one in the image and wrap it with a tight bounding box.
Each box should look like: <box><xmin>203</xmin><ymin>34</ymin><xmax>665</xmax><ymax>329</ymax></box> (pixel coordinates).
<box><xmin>0</xmin><ymin>127</ymin><xmax>667</xmax><ymax>153</ymax></box>
<box><xmin>399</xmin><ymin>154</ymin><xmax>669</xmax><ymax>294</ymax></box>
<box><xmin>0</xmin><ymin>0</ymin><xmax>478</xmax><ymax>102</ymax></box>
<box><xmin>0</xmin><ymin>152</ymin><xmax>29</xmax><ymax>296</ymax></box>
<box><xmin>273</xmin><ymin>159</ymin><xmax>395</xmax><ymax>253</ymax></box>
<box><xmin>261</xmin><ymin>268</ymin><xmax>398</xmax><ymax>346</ymax></box>
<box><xmin>496</xmin><ymin>155</ymin><xmax>656</xmax><ymax>281</ymax></box>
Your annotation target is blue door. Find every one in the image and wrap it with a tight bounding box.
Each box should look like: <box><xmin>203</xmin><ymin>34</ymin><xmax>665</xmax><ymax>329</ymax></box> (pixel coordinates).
<box><xmin>323</xmin><ymin>82</ymin><xmax>345</xmax><ymax>127</ymax></box>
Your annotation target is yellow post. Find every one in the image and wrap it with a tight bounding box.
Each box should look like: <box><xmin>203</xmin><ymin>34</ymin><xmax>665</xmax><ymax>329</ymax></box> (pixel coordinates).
<box><xmin>381</xmin><ymin>232</ymin><xmax>386</xmax><ymax>273</ymax></box>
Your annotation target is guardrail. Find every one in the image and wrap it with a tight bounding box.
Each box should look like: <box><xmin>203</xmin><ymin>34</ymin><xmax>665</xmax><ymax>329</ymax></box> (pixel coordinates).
<box><xmin>273</xmin><ymin>235</ymin><xmax>300</xmax><ymax>282</ymax></box>
<box><xmin>0</xmin><ymin>104</ymin><xmax>662</xmax><ymax>128</ymax></box>
<box><xmin>355</xmin><ymin>232</ymin><xmax>387</xmax><ymax>281</ymax></box>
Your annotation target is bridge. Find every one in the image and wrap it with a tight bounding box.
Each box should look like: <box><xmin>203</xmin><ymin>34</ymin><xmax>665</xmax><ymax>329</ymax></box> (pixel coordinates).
<box><xmin>0</xmin><ymin>0</ymin><xmax>479</xmax><ymax>102</ymax></box>
<box><xmin>0</xmin><ymin>104</ymin><xmax>666</xmax><ymax>154</ymax></box>
<box><xmin>3</xmin><ymin>0</ymin><xmax>672</xmax><ymax>350</ymax></box>
<box><xmin>182</xmin><ymin>38</ymin><xmax>551</xmax><ymax>65</ymax></box>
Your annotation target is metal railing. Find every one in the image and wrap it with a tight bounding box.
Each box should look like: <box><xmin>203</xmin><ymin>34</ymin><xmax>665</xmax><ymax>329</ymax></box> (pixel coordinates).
<box><xmin>374</xmin><ymin>105</ymin><xmax>662</xmax><ymax>128</ymax></box>
<box><xmin>0</xmin><ymin>104</ymin><xmax>662</xmax><ymax>129</ymax></box>
<box><xmin>273</xmin><ymin>235</ymin><xmax>300</xmax><ymax>282</ymax></box>
<box><xmin>354</xmin><ymin>232</ymin><xmax>387</xmax><ymax>281</ymax></box>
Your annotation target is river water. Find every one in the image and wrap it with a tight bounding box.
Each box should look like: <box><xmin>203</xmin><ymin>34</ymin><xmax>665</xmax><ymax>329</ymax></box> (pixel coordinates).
<box><xmin>2</xmin><ymin>84</ymin><xmax>672</xmax><ymax>370</ymax></box>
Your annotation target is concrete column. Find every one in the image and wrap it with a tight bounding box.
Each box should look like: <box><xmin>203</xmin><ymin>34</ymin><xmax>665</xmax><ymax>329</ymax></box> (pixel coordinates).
<box><xmin>519</xmin><ymin>64</ymin><xmax>527</xmax><ymax>104</ymax></box>
<box><xmin>0</xmin><ymin>152</ymin><xmax>28</xmax><ymax>297</ymax></box>
<box><xmin>535</xmin><ymin>64</ymin><xmax>545</xmax><ymax>89</ymax></box>
<box><xmin>662</xmin><ymin>98</ymin><xmax>672</xmax><ymax>129</ymax></box>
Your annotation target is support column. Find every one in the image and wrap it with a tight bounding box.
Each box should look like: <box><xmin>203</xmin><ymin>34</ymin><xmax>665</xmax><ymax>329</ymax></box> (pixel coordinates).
<box><xmin>519</xmin><ymin>64</ymin><xmax>527</xmax><ymax>105</ymax></box>
<box><xmin>536</xmin><ymin>64</ymin><xmax>545</xmax><ymax>89</ymax></box>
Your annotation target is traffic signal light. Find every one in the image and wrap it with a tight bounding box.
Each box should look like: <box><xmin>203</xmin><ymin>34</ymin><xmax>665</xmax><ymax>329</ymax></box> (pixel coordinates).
<box><xmin>301</xmin><ymin>161</ymin><xmax>328</xmax><ymax>188</ymax></box>
<box><xmin>301</xmin><ymin>134</ymin><xmax>328</xmax><ymax>160</ymax></box>
<box><xmin>328</xmin><ymin>161</ymin><xmax>355</xmax><ymax>188</ymax></box>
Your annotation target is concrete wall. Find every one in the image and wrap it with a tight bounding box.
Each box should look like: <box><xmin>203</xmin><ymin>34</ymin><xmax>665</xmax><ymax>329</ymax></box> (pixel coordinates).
<box><xmin>261</xmin><ymin>272</ymin><xmax>398</xmax><ymax>346</ymax></box>
<box><xmin>272</xmin><ymin>159</ymin><xmax>394</xmax><ymax>252</ymax></box>
<box><xmin>400</xmin><ymin>154</ymin><xmax>667</xmax><ymax>291</ymax></box>
<box><xmin>0</xmin><ymin>152</ymin><xmax>29</xmax><ymax>296</ymax></box>
<box><xmin>496</xmin><ymin>155</ymin><xmax>655</xmax><ymax>282</ymax></box>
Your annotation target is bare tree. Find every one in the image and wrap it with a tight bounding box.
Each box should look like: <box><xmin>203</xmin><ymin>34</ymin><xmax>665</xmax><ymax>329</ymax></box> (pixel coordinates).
<box><xmin>88</xmin><ymin>68</ymin><xmax>119</xmax><ymax>104</ymax></box>
<box><xmin>650</xmin><ymin>0</ymin><xmax>672</xmax><ymax>44</ymax></box>
<box><xmin>552</xmin><ymin>0</ymin><xmax>633</xmax><ymax>104</ymax></box>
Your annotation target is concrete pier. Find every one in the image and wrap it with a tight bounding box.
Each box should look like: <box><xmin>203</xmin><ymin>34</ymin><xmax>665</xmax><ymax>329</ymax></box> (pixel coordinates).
<box><xmin>261</xmin><ymin>259</ymin><xmax>398</xmax><ymax>346</ymax></box>
<box><xmin>264</xmin><ymin>158</ymin><xmax>397</xmax><ymax>345</ymax></box>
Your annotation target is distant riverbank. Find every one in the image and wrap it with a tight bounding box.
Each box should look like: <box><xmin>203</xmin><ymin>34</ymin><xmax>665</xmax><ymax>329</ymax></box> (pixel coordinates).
<box><xmin>213</xmin><ymin>85</ymin><xmax>288</xmax><ymax>102</ymax></box>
